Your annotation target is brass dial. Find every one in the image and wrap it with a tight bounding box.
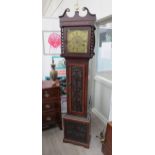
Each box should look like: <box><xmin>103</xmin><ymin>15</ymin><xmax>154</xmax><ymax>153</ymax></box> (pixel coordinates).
<box><xmin>67</xmin><ymin>30</ymin><xmax>88</xmax><ymax>53</ymax></box>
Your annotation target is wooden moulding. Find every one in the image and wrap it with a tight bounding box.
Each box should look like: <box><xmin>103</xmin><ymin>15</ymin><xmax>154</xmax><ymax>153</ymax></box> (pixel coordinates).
<box><xmin>59</xmin><ymin>7</ymin><xmax>96</xmax><ymax>27</ymax></box>
<box><xmin>59</xmin><ymin>7</ymin><xmax>96</xmax><ymax>59</ymax></box>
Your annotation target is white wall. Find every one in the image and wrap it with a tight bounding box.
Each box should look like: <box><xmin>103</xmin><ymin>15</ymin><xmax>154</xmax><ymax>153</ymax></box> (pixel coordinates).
<box><xmin>79</xmin><ymin>0</ymin><xmax>112</xmax><ymax>19</ymax></box>
<box><xmin>42</xmin><ymin>18</ymin><xmax>60</xmax><ymax>80</ymax></box>
<box><xmin>91</xmin><ymin>15</ymin><xmax>112</xmax><ymax>124</ymax></box>
<box><xmin>42</xmin><ymin>18</ymin><xmax>60</xmax><ymax>31</ymax></box>
<box><xmin>92</xmin><ymin>75</ymin><xmax>112</xmax><ymax>125</ymax></box>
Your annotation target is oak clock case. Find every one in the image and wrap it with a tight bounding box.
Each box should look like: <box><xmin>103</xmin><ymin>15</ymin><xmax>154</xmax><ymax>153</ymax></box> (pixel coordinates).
<box><xmin>59</xmin><ymin>7</ymin><xmax>96</xmax><ymax>148</ymax></box>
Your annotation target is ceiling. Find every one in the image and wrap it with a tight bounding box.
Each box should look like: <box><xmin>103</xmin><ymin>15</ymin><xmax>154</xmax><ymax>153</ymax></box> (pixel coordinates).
<box><xmin>42</xmin><ymin>0</ymin><xmax>71</xmax><ymax>18</ymax></box>
<box><xmin>42</xmin><ymin>0</ymin><xmax>58</xmax><ymax>17</ymax></box>
<box><xmin>42</xmin><ymin>0</ymin><xmax>112</xmax><ymax>20</ymax></box>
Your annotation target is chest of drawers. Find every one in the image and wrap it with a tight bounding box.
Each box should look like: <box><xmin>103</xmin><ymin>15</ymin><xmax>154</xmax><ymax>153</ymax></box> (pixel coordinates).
<box><xmin>42</xmin><ymin>80</ymin><xmax>62</xmax><ymax>130</ymax></box>
<box><xmin>102</xmin><ymin>122</ymin><xmax>112</xmax><ymax>155</ymax></box>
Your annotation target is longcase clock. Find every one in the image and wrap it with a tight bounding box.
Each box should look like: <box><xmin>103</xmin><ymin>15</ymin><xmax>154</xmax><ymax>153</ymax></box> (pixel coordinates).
<box><xmin>59</xmin><ymin>7</ymin><xmax>96</xmax><ymax>148</ymax></box>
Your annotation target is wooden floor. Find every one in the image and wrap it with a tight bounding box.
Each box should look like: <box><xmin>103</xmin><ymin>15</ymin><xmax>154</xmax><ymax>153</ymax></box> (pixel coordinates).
<box><xmin>42</xmin><ymin>113</ymin><xmax>105</xmax><ymax>155</ymax></box>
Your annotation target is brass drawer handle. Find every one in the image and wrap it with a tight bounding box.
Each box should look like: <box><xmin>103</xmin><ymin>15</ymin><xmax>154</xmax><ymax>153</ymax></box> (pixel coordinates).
<box><xmin>45</xmin><ymin>104</ymin><xmax>50</xmax><ymax>109</ymax></box>
<box><xmin>44</xmin><ymin>91</ymin><xmax>50</xmax><ymax>98</ymax></box>
<box><xmin>101</xmin><ymin>138</ymin><xmax>105</xmax><ymax>143</ymax></box>
<box><xmin>46</xmin><ymin>116</ymin><xmax>51</xmax><ymax>121</ymax></box>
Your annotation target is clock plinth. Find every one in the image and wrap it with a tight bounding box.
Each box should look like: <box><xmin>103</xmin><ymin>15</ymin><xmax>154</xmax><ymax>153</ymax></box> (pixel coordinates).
<box><xmin>63</xmin><ymin>114</ymin><xmax>91</xmax><ymax>148</ymax></box>
<box><xmin>59</xmin><ymin>7</ymin><xmax>96</xmax><ymax>148</ymax></box>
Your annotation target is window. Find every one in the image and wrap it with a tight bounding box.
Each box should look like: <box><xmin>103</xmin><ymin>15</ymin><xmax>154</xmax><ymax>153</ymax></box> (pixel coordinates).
<box><xmin>96</xmin><ymin>16</ymin><xmax>112</xmax><ymax>75</ymax></box>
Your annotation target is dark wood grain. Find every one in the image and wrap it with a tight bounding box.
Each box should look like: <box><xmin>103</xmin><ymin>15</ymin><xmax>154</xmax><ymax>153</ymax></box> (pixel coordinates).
<box><xmin>66</xmin><ymin>59</ymin><xmax>88</xmax><ymax>117</ymax></box>
<box><xmin>59</xmin><ymin>7</ymin><xmax>96</xmax><ymax>27</ymax></box>
<box><xmin>42</xmin><ymin>80</ymin><xmax>62</xmax><ymax>130</ymax></box>
<box><xmin>102</xmin><ymin>122</ymin><xmax>112</xmax><ymax>155</ymax></box>
<box><xmin>59</xmin><ymin>7</ymin><xmax>96</xmax><ymax>59</ymax></box>
<box><xmin>59</xmin><ymin>7</ymin><xmax>96</xmax><ymax>148</ymax></box>
<box><xmin>42</xmin><ymin>80</ymin><xmax>60</xmax><ymax>89</ymax></box>
<box><xmin>63</xmin><ymin>114</ymin><xmax>91</xmax><ymax>148</ymax></box>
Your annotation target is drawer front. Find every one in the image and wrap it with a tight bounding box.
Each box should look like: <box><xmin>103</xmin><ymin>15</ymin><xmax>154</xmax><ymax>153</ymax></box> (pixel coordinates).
<box><xmin>105</xmin><ymin>125</ymin><xmax>112</xmax><ymax>147</ymax></box>
<box><xmin>42</xmin><ymin>99</ymin><xmax>59</xmax><ymax>112</ymax></box>
<box><xmin>42</xmin><ymin>112</ymin><xmax>57</xmax><ymax>124</ymax></box>
<box><xmin>103</xmin><ymin>123</ymin><xmax>112</xmax><ymax>153</ymax></box>
<box><xmin>102</xmin><ymin>144</ymin><xmax>112</xmax><ymax>155</ymax></box>
<box><xmin>42</xmin><ymin>88</ymin><xmax>59</xmax><ymax>99</ymax></box>
<box><xmin>105</xmin><ymin>134</ymin><xmax>112</xmax><ymax>148</ymax></box>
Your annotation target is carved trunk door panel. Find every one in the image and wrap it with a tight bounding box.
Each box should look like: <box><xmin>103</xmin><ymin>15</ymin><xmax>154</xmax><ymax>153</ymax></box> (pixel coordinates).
<box><xmin>67</xmin><ymin>61</ymin><xmax>88</xmax><ymax>116</ymax></box>
<box><xmin>64</xmin><ymin>120</ymin><xmax>89</xmax><ymax>143</ymax></box>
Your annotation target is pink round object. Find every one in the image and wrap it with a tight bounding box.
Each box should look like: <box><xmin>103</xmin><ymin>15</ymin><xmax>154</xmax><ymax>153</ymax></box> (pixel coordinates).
<box><xmin>48</xmin><ymin>33</ymin><xmax>61</xmax><ymax>48</ymax></box>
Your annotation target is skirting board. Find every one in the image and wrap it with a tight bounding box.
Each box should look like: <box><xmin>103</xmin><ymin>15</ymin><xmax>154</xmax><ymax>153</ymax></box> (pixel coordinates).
<box><xmin>92</xmin><ymin>107</ymin><xmax>107</xmax><ymax>126</ymax></box>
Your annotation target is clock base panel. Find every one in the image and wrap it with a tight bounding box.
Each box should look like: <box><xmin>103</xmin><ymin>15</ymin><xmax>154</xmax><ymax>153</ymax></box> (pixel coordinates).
<box><xmin>63</xmin><ymin>114</ymin><xmax>91</xmax><ymax>148</ymax></box>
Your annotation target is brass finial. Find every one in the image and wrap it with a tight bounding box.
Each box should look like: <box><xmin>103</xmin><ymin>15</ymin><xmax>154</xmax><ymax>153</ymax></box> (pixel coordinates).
<box><xmin>74</xmin><ymin>0</ymin><xmax>79</xmax><ymax>11</ymax></box>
